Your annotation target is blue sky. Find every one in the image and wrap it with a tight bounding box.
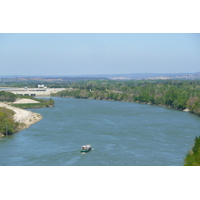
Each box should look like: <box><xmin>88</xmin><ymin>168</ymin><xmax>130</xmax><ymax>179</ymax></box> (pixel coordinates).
<box><xmin>0</xmin><ymin>33</ymin><xmax>199</xmax><ymax>76</ymax></box>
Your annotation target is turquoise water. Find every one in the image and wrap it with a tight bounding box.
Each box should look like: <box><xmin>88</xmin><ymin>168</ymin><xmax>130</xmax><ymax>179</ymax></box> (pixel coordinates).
<box><xmin>0</xmin><ymin>97</ymin><xmax>200</xmax><ymax>166</ymax></box>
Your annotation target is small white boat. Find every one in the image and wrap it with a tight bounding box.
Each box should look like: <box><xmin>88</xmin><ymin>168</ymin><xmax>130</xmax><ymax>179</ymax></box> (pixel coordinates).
<box><xmin>81</xmin><ymin>144</ymin><xmax>92</xmax><ymax>152</ymax></box>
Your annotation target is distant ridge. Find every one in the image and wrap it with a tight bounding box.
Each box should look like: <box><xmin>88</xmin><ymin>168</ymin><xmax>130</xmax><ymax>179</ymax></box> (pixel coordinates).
<box><xmin>0</xmin><ymin>72</ymin><xmax>200</xmax><ymax>80</ymax></box>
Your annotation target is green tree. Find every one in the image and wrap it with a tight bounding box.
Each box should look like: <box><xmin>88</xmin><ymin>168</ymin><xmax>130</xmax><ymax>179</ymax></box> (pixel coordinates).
<box><xmin>0</xmin><ymin>110</ymin><xmax>16</xmax><ymax>135</ymax></box>
<box><xmin>184</xmin><ymin>136</ymin><xmax>200</xmax><ymax>166</ymax></box>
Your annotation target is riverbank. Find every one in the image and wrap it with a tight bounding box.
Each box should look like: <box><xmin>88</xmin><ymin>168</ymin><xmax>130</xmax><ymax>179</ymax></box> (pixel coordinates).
<box><xmin>56</xmin><ymin>94</ymin><xmax>193</xmax><ymax>115</ymax></box>
<box><xmin>0</xmin><ymin>101</ymin><xmax>42</xmax><ymax>137</ymax></box>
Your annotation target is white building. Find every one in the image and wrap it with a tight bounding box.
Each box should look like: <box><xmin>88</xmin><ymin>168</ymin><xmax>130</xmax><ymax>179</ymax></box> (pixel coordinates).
<box><xmin>38</xmin><ymin>84</ymin><xmax>45</xmax><ymax>88</ymax></box>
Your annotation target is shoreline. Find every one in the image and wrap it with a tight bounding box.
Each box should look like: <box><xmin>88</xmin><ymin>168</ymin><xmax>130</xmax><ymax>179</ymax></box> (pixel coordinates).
<box><xmin>57</xmin><ymin>95</ymin><xmax>198</xmax><ymax>116</ymax></box>
<box><xmin>0</xmin><ymin>101</ymin><xmax>43</xmax><ymax>137</ymax></box>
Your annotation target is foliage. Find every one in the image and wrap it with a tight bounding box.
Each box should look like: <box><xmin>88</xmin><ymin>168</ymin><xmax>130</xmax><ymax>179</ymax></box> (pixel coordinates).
<box><xmin>0</xmin><ymin>91</ymin><xmax>17</xmax><ymax>102</ymax></box>
<box><xmin>0</xmin><ymin>108</ymin><xmax>18</xmax><ymax>135</ymax></box>
<box><xmin>52</xmin><ymin>79</ymin><xmax>200</xmax><ymax>115</ymax></box>
<box><xmin>0</xmin><ymin>107</ymin><xmax>15</xmax><ymax>118</ymax></box>
<box><xmin>184</xmin><ymin>136</ymin><xmax>200</xmax><ymax>166</ymax></box>
<box><xmin>187</xmin><ymin>97</ymin><xmax>200</xmax><ymax>115</ymax></box>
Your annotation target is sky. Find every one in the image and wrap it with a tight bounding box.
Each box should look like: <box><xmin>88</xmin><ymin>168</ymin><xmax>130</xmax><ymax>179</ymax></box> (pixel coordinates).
<box><xmin>0</xmin><ymin>33</ymin><xmax>199</xmax><ymax>76</ymax></box>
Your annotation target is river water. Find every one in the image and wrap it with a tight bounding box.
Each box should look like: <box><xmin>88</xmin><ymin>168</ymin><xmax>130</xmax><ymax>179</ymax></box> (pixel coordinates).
<box><xmin>0</xmin><ymin>97</ymin><xmax>200</xmax><ymax>166</ymax></box>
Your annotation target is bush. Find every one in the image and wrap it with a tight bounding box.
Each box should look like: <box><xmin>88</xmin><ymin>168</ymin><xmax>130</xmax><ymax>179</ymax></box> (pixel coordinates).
<box><xmin>0</xmin><ymin>91</ymin><xmax>17</xmax><ymax>102</ymax></box>
<box><xmin>0</xmin><ymin>108</ymin><xmax>18</xmax><ymax>135</ymax></box>
<box><xmin>184</xmin><ymin>136</ymin><xmax>200</xmax><ymax>166</ymax></box>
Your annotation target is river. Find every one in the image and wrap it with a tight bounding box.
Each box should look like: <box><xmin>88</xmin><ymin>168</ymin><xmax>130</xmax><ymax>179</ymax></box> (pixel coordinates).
<box><xmin>0</xmin><ymin>97</ymin><xmax>200</xmax><ymax>166</ymax></box>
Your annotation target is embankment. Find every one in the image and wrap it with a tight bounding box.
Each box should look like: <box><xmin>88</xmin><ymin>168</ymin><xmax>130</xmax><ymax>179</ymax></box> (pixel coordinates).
<box><xmin>0</xmin><ymin>102</ymin><xmax>42</xmax><ymax>137</ymax></box>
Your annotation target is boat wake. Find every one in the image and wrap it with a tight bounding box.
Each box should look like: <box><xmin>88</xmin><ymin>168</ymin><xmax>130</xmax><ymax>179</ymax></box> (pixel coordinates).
<box><xmin>65</xmin><ymin>156</ymin><xmax>80</xmax><ymax>165</ymax></box>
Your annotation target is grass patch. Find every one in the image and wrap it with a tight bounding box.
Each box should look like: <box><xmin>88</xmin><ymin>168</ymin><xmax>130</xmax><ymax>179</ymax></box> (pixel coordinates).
<box><xmin>0</xmin><ymin>107</ymin><xmax>15</xmax><ymax>118</ymax></box>
<box><xmin>12</xmin><ymin>103</ymin><xmax>46</xmax><ymax>109</ymax></box>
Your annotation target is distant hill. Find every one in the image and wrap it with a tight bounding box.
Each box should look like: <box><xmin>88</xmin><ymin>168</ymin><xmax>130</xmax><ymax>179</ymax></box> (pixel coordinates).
<box><xmin>91</xmin><ymin>72</ymin><xmax>200</xmax><ymax>80</ymax></box>
<box><xmin>1</xmin><ymin>72</ymin><xmax>200</xmax><ymax>81</ymax></box>
<box><xmin>105</xmin><ymin>72</ymin><xmax>200</xmax><ymax>80</ymax></box>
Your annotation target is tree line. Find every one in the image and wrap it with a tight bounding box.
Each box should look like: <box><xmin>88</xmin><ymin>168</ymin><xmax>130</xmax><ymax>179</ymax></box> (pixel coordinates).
<box><xmin>52</xmin><ymin>79</ymin><xmax>200</xmax><ymax>115</ymax></box>
<box><xmin>0</xmin><ymin>91</ymin><xmax>17</xmax><ymax>102</ymax></box>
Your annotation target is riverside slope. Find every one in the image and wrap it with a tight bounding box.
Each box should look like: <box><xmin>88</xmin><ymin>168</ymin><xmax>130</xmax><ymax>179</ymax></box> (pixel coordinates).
<box><xmin>0</xmin><ymin>99</ymin><xmax>42</xmax><ymax>136</ymax></box>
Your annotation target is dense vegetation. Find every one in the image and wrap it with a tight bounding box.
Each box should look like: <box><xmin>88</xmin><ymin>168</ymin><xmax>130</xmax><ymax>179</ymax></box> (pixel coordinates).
<box><xmin>0</xmin><ymin>91</ymin><xmax>17</xmax><ymax>102</ymax></box>
<box><xmin>184</xmin><ymin>136</ymin><xmax>200</xmax><ymax>166</ymax></box>
<box><xmin>0</xmin><ymin>81</ymin><xmax>75</xmax><ymax>88</ymax></box>
<box><xmin>0</xmin><ymin>107</ymin><xmax>19</xmax><ymax>135</ymax></box>
<box><xmin>52</xmin><ymin>79</ymin><xmax>200</xmax><ymax>115</ymax></box>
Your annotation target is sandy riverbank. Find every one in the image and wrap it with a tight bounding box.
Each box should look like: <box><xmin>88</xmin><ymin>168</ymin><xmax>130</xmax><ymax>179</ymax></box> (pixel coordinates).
<box><xmin>12</xmin><ymin>98</ymin><xmax>40</xmax><ymax>104</ymax></box>
<box><xmin>0</xmin><ymin>99</ymin><xmax>43</xmax><ymax>136</ymax></box>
